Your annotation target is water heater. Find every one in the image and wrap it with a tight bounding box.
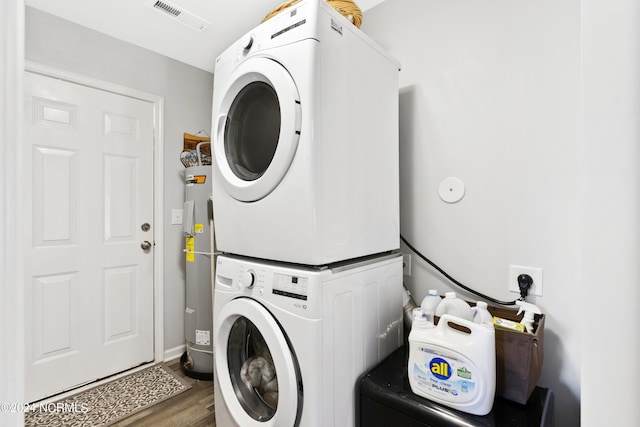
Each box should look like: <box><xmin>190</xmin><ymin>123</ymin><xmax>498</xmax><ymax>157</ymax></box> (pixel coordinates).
<box><xmin>181</xmin><ymin>164</ymin><xmax>214</xmax><ymax>379</ymax></box>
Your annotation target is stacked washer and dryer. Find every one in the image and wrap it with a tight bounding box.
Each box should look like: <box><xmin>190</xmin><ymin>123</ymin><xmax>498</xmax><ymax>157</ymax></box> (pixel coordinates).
<box><xmin>211</xmin><ymin>1</ymin><xmax>402</xmax><ymax>426</ymax></box>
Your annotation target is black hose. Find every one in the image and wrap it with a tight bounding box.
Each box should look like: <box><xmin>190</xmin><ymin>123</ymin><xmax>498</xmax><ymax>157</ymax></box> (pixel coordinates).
<box><xmin>400</xmin><ymin>235</ymin><xmax>517</xmax><ymax>306</ymax></box>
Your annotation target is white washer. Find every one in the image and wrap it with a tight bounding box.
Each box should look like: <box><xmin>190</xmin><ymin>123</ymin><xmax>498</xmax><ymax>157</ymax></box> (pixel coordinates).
<box><xmin>213</xmin><ymin>253</ymin><xmax>403</xmax><ymax>427</ymax></box>
<box><xmin>211</xmin><ymin>0</ymin><xmax>400</xmax><ymax>265</ymax></box>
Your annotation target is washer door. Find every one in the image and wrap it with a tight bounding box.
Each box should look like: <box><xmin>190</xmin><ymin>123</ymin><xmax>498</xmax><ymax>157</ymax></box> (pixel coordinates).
<box><xmin>214</xmin><ymin>57</ymin><xmax>302</xmax><ymax>202</ymax></box>
<box><xmin>215</xmin><ymin>297</ymin><xmax>302</xmax><ymax>426</ymax></box>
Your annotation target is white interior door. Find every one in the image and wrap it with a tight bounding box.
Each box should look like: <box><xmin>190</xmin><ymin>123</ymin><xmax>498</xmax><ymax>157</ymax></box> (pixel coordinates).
<box><xmin>23</xmin><ymin>71</ymin><xmax>155</xmax><ymax>402</ymax></box>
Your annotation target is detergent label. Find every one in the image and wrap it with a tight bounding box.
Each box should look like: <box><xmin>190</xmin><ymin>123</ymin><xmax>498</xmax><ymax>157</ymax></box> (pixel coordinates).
<box><xmin>411</xmin><ymin>346</ymin><xmax>478</xmax><ymax>403</ymax></box>
<box><xmin>430</xmin><ymin>357</ymin><xmax>451</xmax><ymax>380</ymax></box>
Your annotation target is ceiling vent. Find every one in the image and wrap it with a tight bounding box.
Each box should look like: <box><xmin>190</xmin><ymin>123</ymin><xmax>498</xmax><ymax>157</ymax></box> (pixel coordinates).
<box><xmin>150</xmin><ymin>0</ymin><xmax>210</xmax><ymax>32</ymax></box>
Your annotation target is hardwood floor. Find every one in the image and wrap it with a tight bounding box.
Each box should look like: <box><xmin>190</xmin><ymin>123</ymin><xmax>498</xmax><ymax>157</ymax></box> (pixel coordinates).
<box><xmin>111</xmin><ymin>358</ymin><xmax>216</xmax><ymax>427</ymax></box>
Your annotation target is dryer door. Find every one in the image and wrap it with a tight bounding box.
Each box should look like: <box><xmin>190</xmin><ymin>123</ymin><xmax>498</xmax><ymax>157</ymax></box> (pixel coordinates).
<box><xmin>214</xmin><ymin>57</ymin><xmax>301</xmax><ymax>202</ymax></box>
<box><xmin>215</xmin><ymin>297</ymin><xmax>302</xmax><ymax>426</ymax></box>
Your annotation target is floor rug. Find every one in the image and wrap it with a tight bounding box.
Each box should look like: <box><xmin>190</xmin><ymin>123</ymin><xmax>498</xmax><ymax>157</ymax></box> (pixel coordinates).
<box><xmin>25</xmin><ymin>364</ymin><xmax>191</xmax><ymax>427</ymax></box>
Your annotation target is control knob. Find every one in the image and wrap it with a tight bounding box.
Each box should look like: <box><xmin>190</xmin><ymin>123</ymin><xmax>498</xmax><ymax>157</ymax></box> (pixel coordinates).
<box><xmin>241</xmin><ymin>33</ymin><xmax>255</xmax><ymax>51</ymax></box>
<box><xmin>240</xmin><ymin>270</ymin><xmax>255</xmax><ymax>289</ymax></box>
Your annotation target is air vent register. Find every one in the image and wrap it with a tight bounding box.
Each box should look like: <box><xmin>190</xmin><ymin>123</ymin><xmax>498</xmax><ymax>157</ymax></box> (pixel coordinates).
<box><xmin>151</xmin><ymin>0</ymin><xmax>210</xmax><ymax>31</ymax></box>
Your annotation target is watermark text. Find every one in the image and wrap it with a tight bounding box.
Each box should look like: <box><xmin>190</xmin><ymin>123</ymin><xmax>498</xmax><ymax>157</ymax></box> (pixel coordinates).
<box><xmin>1</xmin><ymin>402</ymin><xmax>89</xmax><ymax>413</ymax></box>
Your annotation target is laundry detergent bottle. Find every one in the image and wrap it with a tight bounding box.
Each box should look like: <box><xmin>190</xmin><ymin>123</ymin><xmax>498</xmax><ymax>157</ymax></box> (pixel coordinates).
<box><xmin>435</xmin><ymin>292</ymin><xmax>474</xmax><ymax>321</ymax></box>
<box><xmin>419</xmin><ymin>289</ymin><xmax>441</xmax><ymax>323</ymax></box>
<box><xmin>471</xmin><ymin>301</ymin><xmax>493</xmax><ymax>325</ymax></box>
<box><xmin>408</xmin><ymin>313</ymin><xmax>496</xmax><ymax>416</ymax></box>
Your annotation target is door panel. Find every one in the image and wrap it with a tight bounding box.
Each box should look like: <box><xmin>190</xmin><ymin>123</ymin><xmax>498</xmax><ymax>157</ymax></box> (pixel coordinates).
<box><xmin>33</xmin><ymin>147</ymin><xmax>77</xmax><ymax>245</ymax></box>
<box><xmin>103</xmin><ymin>265</ymin><xmax>137</xmax><ymax>342</ymax></box>
<box><xmin>32</xmin><ymin>272</ymin><xmax>80</xmax><ymax>360</ymax></box>
<box><xmin>104</xmin><ymin>154</ymin><xmax>136</xmax><ymax>240</ymax></box>
<box><xmin>24</xmin><ymin>71</ymin><xmax>155</xmax><ymax>402</ymax></box>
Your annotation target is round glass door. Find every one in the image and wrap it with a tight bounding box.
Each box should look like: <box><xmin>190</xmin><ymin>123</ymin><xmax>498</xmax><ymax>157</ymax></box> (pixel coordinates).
<box><xmin>214</xmin><ymin>57</ymin><xmax>301</xmax><ymax>202</ymax></box>
<box><xmin>228</xmin><ymin>317</ymin><xmax>278</xmax><ymax>420</ymax></box>
<box><xmin>215</xmin><ymin>298</ymin><xmax>301</xmax><ymax>426</ymax></box>
<box><xmin>225</xmin><ymin>82</ymin><xmax>280</xmax><ymax>182</ymax></box>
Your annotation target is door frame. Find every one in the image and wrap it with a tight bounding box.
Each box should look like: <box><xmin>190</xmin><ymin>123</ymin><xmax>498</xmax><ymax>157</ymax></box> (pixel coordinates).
<box><xmin>24</xmin><ymin>60</ymin><xmax>166</xmax><ymax>365</ymax></box>
<box><xmin>2</xmin><ymin>0</ymin><xmax>25</xmax><ymax>425</ymax></box>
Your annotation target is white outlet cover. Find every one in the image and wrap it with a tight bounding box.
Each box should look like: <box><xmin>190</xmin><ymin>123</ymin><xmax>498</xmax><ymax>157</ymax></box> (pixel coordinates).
<box><xmin>171</xmin><ymin>208</ymin><xmax>183</xmax><ymax>225</ymax></box>
<box><xmin>438</xmin><ymin>177</ymin><xmax>465</xmax><ymax>203</ymax></box>
<box><xmin>509</xmin><ymin>265</ymin><xmax>543</xmax><ymax>297</ymax></box>
<box><xmin>403</xmin><ymin>254</ymin><xmax>412</xmax><ymax>276</ymax></box>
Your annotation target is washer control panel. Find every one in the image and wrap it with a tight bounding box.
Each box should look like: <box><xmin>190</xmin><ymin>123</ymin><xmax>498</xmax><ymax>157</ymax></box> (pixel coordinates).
<box><xmin>218</xmin><ymin>256</ymin><xmax>320</xmax><ymax>317</ymax></box>
<box><xmin>272</xmin><ymin>273</ymin><xmax>308</xmax><ymax>301</ymax></box>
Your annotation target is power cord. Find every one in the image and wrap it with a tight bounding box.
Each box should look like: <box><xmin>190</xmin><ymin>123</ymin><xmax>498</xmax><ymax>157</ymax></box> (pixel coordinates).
<box><xmin>400</xmin><ymin>235</ymin><xmax>517</xmax><ymax>306</ymax></box>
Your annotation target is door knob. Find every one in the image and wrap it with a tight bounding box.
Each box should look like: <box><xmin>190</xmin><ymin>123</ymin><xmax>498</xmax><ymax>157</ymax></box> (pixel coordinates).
<box><xmin>141</xmin><ymin>223</ymin><xmax>151</xmax><ymax>232</ymax></box>
<box><xmin>141</xmin><ymin>240</ymin><xmax>152</xmax><ymax>251</ymax></box>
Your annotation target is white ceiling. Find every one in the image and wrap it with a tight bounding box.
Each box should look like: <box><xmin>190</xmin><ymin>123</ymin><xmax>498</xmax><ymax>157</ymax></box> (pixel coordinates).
<box><xmin>25</xmin><ymin>0</ymin><xmax>387</xmax><ymax>73</ymax></box>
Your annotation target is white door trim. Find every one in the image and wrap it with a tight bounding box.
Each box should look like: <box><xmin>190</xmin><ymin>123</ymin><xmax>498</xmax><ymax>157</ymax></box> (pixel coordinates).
<box><xmin>23</xmin><ymin>60</ymin><xmax>166</xmax><ymax>364</ymax></box>
<box><xmin>2</xmin><ymin>1</ymin><xmax>25</xmax><ymax>425</ymax></box>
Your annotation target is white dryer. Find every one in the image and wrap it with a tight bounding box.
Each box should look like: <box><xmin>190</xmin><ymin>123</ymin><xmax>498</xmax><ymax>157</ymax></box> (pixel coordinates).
<box><xmin>211</xmin><ymin>0</ymin><xmax>400</xmax><ymax>265</ymax></box>
<box><xmin>212</xmin><ymin>253</ymin><xmax>403</xmax><ymax>427</ymax></box>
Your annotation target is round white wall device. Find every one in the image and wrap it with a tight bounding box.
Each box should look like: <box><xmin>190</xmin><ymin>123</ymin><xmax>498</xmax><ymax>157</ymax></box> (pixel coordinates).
<box><xmin>438</xmin><ymin>177</ymin><xmax>465</xmax><ymax>203</ymax></box>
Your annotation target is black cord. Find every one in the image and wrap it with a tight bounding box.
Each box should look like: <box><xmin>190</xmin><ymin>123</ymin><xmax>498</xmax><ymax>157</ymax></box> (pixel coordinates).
<box><xmin>400</xmin><ymin>235</ymin><xmax>517</xmax><ymax>306</ymax></box>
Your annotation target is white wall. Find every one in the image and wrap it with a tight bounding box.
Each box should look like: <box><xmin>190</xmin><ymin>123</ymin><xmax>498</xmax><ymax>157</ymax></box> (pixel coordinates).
<box><xmin>581</xmin><ymin>0</ymin><xmax>640</xmax><ymax>425</ymax></box>
<box><xmin>363</xmin><ymin>0</ymin><xmax>581</xmax><ymax>425</ymax></box>
<box><xmin>25</xmin><ymin>7</ymin><xmax>214</xmax><ymax>354</ymax></box>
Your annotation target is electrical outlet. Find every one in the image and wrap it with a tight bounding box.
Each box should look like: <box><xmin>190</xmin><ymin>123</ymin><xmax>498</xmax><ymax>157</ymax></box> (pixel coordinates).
<box><xmin>509</xmin><ymin>265</ymin><xmax>543</xmax><ymax>297</ymax></box>
<box><xmin>403</xmin><ymin>254</ymin><xmax>412</xmax><ymax>276</ymax></box>
<box><xmin>171</xmin><ymin>208</ymin><xmax>183</xmax><ymax>225</ymax></box>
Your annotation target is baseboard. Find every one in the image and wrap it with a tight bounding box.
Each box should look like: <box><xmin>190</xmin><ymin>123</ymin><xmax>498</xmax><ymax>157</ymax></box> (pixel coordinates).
<box><xmin>163</xmin><ymin>344</ymin><xmax>186</xmax><ymax>362</ymax></box>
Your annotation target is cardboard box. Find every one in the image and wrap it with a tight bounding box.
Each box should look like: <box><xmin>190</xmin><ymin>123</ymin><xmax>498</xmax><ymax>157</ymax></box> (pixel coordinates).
<box><xmin>487</xmin><ymin>304</ymin><xmax>545</xmax><ymax>404</ymax></box>
<box><xmin>433</xmin><ymin>303</ymin><xmax>544</xmax><ymax>405</ymax></box>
